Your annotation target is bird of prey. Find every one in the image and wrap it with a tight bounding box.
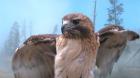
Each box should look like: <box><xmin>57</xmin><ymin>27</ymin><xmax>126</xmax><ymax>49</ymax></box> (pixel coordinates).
<box><xmin>12</xmin><ymin>17</ymin><xmax>139</xmax><ymax>78</ymax></box>
<box><xmin>55</xmin><ymin>13</ymin><xmax>99</xmax><ymax>78</ymax></box>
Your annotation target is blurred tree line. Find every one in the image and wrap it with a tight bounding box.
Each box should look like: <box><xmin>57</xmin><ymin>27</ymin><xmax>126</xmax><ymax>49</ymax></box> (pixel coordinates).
<box><xmin>0</xmin><ymin>21</ymin><xmax>32</xmax><ymax>56</ymax></box>
<box><xmin>0</xmin><ymin>0</ymin><xmax>139</xmax><ymax>78</ymax></box>
<box><xmin>0</xmin><ymin>0</ymin><xmax>124</xmax><ymax>56</ymax></box>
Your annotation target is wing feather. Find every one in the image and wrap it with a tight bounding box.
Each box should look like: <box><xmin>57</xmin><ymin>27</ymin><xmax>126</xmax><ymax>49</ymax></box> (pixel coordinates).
<box><xmin>96</xmin><ymin>25</ymin><xmax>139</xmax><ymax>78</ymax></box>
<box><xmin>12</xmin><ymin>34</ymin><xmax>58</xmax><ymax>78</ymax></box>
<box><xmin>12</xmin><ymin>25</ymin><xmax>139</xmax><ymax>78</ymax></box>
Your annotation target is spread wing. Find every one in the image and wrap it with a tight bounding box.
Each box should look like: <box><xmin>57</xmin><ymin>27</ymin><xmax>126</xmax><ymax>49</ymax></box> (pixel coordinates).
<box><xmin>12</xmin><ymin>25</ymin><xmax>139</xmax><ymax>78</ymax></box>
<box><xmin>12</xmin><ymin>34</ymin><xmax>58</xmax><ymax>78</ymax></box>
<box><xmin>96</xmin><ymin>25</ymin><xmax>139</xmax><ymax>78</ymax></box>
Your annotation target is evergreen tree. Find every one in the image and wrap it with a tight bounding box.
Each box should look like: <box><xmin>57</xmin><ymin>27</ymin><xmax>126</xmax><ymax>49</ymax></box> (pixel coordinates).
<box><xmin>1</xmin><ymin>22</ymin><xmax>20</xmax><ymax>55</ymax></box>
<box><xmin>107</xmin><ymin>0</ymin><xmax>123</xmax><ymax>25</ymax></box>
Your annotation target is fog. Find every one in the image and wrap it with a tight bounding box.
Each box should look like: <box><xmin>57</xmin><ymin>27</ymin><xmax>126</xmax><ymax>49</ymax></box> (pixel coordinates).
<box><xmin>0</xmin><ymin>36</ymin><xmax>140</xmax><ymax>78</ymax></box>
<box><xmin>0</xmin><ymin>0</ymin><xmax>140</xmax><ymax>78</ymax></box>
<box><xmin>110</xmin><ymin>39</ymin><xmax>140</xmax><ymax>78</ymax></box>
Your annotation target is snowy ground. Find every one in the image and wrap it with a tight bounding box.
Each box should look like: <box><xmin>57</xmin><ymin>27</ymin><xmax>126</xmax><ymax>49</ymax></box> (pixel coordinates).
<box><xmin>0</xmin><ymin>53</ymin><xmax>14</xmax><ymax>78</ymax></box>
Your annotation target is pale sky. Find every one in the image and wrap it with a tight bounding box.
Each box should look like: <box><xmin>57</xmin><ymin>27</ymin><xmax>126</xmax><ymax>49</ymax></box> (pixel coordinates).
<box><xmin>0</xmin><ymin>0</ymin><xmax>140</xmax><ymax>47</ymax></box>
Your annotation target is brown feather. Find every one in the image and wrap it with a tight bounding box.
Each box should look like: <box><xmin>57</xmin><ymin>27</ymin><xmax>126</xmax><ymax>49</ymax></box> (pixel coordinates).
<box><xmin>55</xmin><ymin>13</ymin><xmax>99</xmax><ymax>78</ymax></box>
<box><xmin>96</xmin><ymin>25</ymin><xmax>139</xmax><ymax>78</ymax></box>
<box><xmin>12</xmin><ymin>34</ymin><xmax>58</xmax><ymax>78</ymax></box>
<box><xmin>12</xmin><ymin>25</ymin><xmax>139</xmax><ymax>78</ymax></box>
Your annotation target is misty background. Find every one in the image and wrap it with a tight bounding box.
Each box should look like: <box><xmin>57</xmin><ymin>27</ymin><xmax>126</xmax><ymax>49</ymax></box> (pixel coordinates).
<box><xmin>0</xmin><ymin>0</ymin><xmax>140</xmax><ymax>78</ymax></box>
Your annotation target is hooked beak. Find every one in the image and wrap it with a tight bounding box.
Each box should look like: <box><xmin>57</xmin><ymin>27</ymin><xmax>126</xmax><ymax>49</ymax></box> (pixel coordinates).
<box><xmin>61</xmin><ymin>20</ymin><xmax>74</xmax><ymax>34</ymax></box>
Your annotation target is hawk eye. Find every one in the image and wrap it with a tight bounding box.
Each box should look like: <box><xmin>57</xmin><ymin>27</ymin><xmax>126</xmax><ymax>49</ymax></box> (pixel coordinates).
<box><xmin>72</xmin><ymin>19</ymin><xmax>80</xmax><ymax>25</ymax></box>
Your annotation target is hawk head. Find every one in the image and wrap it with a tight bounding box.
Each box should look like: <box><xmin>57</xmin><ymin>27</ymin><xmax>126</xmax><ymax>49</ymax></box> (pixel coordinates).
<box><xmin>61</xmin><ymin>13</ymin><xmax>94</xmax><ymax>39</ymax></box>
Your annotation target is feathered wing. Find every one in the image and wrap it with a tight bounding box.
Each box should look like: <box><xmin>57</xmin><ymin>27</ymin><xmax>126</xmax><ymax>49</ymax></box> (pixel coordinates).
<box><xmin>12</xmin><ymin>25</ymin><xmax>139</xmax><ymax>78</ymax></box>
<box><xmin>96</xmin><ymin>25</ymin><xmax>139</xmax><ymax>78</ymax></box>
<box><xmin>12</xmin><ymin>34</ymin><xmax>58</xmax><ymax>78</ymax></box>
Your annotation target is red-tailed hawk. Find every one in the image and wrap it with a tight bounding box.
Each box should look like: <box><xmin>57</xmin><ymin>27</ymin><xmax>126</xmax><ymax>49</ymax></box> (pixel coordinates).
<box><xmin>12</xmin><ymin>20</ymin><xmax>139</xmax><ymax>78</ymax></box>
<box><xmin>55</xmin><ymin>13</ymin><xmax>99</xmax><ymax>78</ymax></box>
